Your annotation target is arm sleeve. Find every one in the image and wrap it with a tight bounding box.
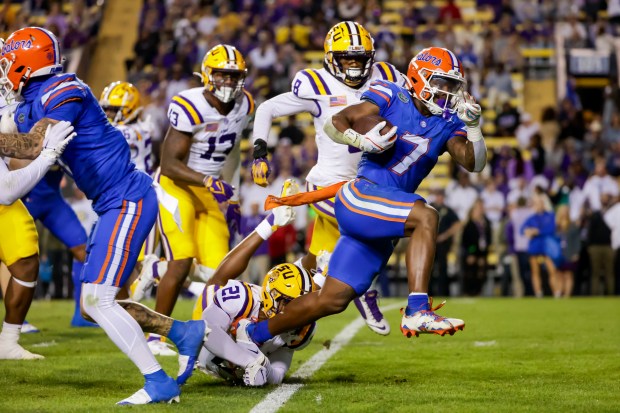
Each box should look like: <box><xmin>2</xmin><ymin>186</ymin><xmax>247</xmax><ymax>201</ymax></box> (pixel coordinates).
<box><xmin>202</xmin><ymin>304</ymin><xmax>263</xmax><ymax>369</ymax></box>
<box><xmin>252</xmin><ymin>92</ymin><xmax>319</xmax><ymax>143</ymax></box>
<box><xmin>0</xmin><ymin>156</ymin><xmax>55</xmax><ymax>205</ymax></box>
<box><xmin>266</xmin><ymin>347</ymin><xmax>294</xmax><ymax>384</ymax></box>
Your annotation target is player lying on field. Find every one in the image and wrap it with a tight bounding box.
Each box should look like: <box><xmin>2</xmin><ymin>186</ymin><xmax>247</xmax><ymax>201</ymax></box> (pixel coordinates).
<box><xmin>118</xmin><ymin>201</ymin><xmax>316</xmax><ymax>387</ymax></box>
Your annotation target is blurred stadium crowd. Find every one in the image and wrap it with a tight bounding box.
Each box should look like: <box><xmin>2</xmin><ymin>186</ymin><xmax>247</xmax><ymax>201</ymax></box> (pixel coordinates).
<box><xmin>4</xmin><ymin>0</ymin><xmax>620</xmax><ymax>299</ymax></box>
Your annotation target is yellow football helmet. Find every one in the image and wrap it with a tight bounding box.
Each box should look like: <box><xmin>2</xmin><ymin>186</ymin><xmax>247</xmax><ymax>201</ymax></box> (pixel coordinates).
<box><xmin>261</xmin><ymin>263</ymin><xmax>315</xmax><ymax>318</ymax></box>
<box><xmin>195</xmin><ymin>44</ymin><xmax>246</xmax><ymax>103</ymax></box>
<box><xmin>99</xmin><ymin>81</ymin><xmax>141</xmax><ymax>125</ymax></box>
<box><xmin>324</xmin><ymin>21</ymin><xmax>375</xmax><ymax>87</ymax></box>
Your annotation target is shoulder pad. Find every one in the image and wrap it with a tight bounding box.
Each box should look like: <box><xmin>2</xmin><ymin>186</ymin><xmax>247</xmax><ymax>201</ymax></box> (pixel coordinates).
<box><xmin>168</xmin><ymin>91</ymin><xmax>204</xmax><ymax>132</ymax></box>
<box><xmin>213</xmin><ymin>280</ymin><xmax>256</xmax><ymax>321</ymax></box>
<box><xmin>292</xmin><ymin>69</ymin><xmax>333</xmax><ymax>98</ymax></box>
<box><xmin>40</xmin><ymin>74</ymin><xmax>86</xmax><ymax>112</ymax></box>
<box><xmin>373</xmin><ymin>62</ymin><xmax>400</xmax><ymax>83</ymax></box>
<box><xmin>241</xmin><ymin>89</ymin><xmax>254</xmax><ymax>115</ymax></box>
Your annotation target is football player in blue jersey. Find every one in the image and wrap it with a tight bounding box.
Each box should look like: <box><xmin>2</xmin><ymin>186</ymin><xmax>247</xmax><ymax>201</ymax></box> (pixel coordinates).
<box><xmin>0</xmin><ymin>27</ymin><xmax>197</xmax><ymax>404</ymax></box>
<box><xmin>239</xmin><ymin>47</ymin><xmax>486</xmax><ymax>346</ymax></box>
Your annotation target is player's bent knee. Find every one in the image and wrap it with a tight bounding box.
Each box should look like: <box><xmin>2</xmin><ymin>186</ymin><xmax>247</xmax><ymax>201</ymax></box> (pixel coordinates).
<box><xmin>406</xmin><ymin>202</ymin><xmax>438</xmax><ymax>234</ymax></box>
<box><xmin>8</xmin><ymin>254</ymin><xmax>39</xmax><ymax>282</ymax></box>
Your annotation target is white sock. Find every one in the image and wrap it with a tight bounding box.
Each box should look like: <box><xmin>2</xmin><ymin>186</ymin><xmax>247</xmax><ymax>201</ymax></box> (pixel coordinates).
<box><xmin>0</xmin><ymin>322</ymin><xmax>21</xmax><ymax>344</ymax></box>
<box><xmin>82</xmin><ymin>283</ymin><xmax>161</xmax><ymax>375</ymax></box>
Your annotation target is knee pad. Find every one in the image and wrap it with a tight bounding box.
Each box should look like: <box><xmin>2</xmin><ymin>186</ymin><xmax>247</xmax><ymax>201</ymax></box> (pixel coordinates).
<box><xmin>81</xmin><ymin>283</ymin><xmax>119</xmax><ymax>317</ymax></box>
<box><xmin>11</xmin><ymin>276</ymin><xmax>37</xmax><ymax>288</ymax></box>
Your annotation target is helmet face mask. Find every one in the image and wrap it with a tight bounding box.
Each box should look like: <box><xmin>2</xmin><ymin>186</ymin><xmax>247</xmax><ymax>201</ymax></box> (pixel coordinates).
<box><xmin>0</xmin><ymin>27</ymin><xmax>63</xmax><ymax>102</ymax></box>
<box><xmin>261</xmin><ymin>263</ymin><xmax>315</xmax><ymax>319</ymax></box>
<box><xmin>324</xmin><ymin>22</ymin><xmax>375</xmax><ymax>87</ymax></box>
<box><xmin>196</xmin><ymin>44</ymin><xmax>247</xmax><ymax>103</ymax></box>
<box><xmin>407</xmin><ymin>47</ymin><xmax>466</xmax><ymax>116</ymax></box>
<box><xmin>99</xmin><ymin>81</ymin><xmax>141</xmax><ymax>125</ymax></box>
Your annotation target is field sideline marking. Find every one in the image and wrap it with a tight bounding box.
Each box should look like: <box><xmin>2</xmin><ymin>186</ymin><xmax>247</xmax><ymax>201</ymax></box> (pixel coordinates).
<box><xmin>249</xmin><ymin>303</ymin><xmax>402</xmax><ymax>413</ymax></box>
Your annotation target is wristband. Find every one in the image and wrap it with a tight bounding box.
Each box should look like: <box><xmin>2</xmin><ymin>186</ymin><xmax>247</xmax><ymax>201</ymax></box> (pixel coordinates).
<box><xmin>255</xmin><ymin>213</ymin><xmax>276</xmax><ymax>240</ymax></box>
<box><xmin>466</xmin><ymin>125</ymin><xmax>483</xmax><ymax>142</ymax></box>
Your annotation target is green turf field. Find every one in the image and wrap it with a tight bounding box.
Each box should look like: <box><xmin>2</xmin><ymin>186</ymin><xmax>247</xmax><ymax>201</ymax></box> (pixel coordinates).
<box><xmin>1</xmin><ymin>297</ymin><xmax>619</xmax><ymax>412</ymax></box>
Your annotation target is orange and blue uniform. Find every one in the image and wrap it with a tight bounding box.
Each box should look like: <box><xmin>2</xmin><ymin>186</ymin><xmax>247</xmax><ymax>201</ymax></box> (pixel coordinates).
<box><xmin>328</xmin><ymin>80</ymin><xmax>467</xmax><ymax>294</ymax></box>
<box><xmin>14</xmin><ymin>73</ymin><xmax>157</xmax><ymax>287</ymax></box>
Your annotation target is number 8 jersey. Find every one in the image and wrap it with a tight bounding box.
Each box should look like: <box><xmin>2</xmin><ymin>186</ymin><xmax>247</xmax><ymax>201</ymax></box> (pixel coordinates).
<box><xmin>167</xmin><ymin>87</ymin><xmax>254</xmax><ymax>177</ymax></box>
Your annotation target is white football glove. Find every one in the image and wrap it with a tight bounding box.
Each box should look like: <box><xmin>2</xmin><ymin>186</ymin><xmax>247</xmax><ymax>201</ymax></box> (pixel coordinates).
<box><xmin>0</xmin><ymin>109</ymin><xmax>17</xmax><ymax>133</ymax></box>
<box><xmin>345</xmin><ymin>121</ymin><xmax>398</xmax><ymax>153</ymax></box>
<box><xmin>243</xmin><ymin>352</ymin><xmax>270</xmax><ymax>387</ymax></box>
<box><xmin>41</xmin><ymin>121</ymin><xmax>76</xmax><ymax>160</ymax></box>
<box><xmin>456</xmin><ymin>92</ymin><xmax>481</xmax><ymax>128</ymax></box>
<box><xmin>271</xmin><ymin>205</ymin><xmax>295</xmax><ymax>227</ymax></box>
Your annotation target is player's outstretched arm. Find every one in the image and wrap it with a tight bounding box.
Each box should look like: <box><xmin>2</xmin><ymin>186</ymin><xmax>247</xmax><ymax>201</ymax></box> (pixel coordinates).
<box><xmin>0</xmin><ymin>117</ymin><xmax>59</xmax><ymax>159</ymax></box>
<box><xmin>447</xmin><ymin>92</ymin><xmax>486</xmax><ymax>172</ymax></box>
<box><xmin>0</xmin><ymin>121</ymin><xmax>76</xmax><ymax>205</ymax></box>
<box><xmin>324</xmin><ymin>101</ymin><xmax>397</xmax><ymax>153</ymax></box>
<box><xmin>252</xmin><ymin>93</ymin><xmax>319</xmax><ymax>187</ymax></box>
<box><xmin>210</xmin><ymin>205</ymin><xmax>296</xmax><ymax>285</ymax></box>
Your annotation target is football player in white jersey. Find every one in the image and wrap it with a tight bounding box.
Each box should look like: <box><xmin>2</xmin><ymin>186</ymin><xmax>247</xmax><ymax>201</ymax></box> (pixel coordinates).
<box><xmin>99</xmin><ymin>81</ymin><xmax>154</xmax><ymax>175</ymax></box>
<box><xmin>145</xmin><ymin>44</ymin><xmax>253</xmax><ymax>355</ymax></box>
<box><xmin>118</xmin><ymin>200</ymin><xmax>315</xmax><ymax>387</ymax></box>
<box><xmin>250</xmin><ymin>21</ymin><xmax>403</xmax><ymax>335</ymax></box>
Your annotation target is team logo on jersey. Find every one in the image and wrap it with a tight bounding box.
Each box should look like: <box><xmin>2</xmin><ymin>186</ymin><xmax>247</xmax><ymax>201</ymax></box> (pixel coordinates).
<box><xmin>17</xmin><ymin>113</ymin><xmax>25</xmax><ymax>123</ymax></box>
<box><xmin>420</xmin><ymin>120</ymin><xmax>427</xmax><ymax>128</ymax></box>
<box><xmin>398</xmin><ymin>92</ymin><xmax>409</xmax><ymax>103</ymax></box>
<box><xmin>329</xmin><ymin>96</ymin><xmax>347</xmax><ymax>106</ymax></box>
<box><xmin>204</xmin><ymin>122</ymin><xmax>218</xmax><ymax>132</ymax></box>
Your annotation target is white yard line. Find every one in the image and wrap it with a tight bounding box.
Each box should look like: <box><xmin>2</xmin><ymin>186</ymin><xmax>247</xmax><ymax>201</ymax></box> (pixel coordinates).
<box><xmin>249</xmin><ymin>303</ymin><xmax>402</xmax><ymax>413</ymax></box>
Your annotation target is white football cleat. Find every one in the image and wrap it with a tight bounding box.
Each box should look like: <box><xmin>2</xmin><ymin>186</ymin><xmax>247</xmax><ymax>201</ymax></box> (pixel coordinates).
<box><xmin>400</xmin><ymin>299</ymin><xmax>465</xmax><ymax>338</ymax></box>
<box><xmin>243</xmin><ymin>352</ymin><xmax>270</xmax><ymax>387</ymax></box>
<box><xmin>0</xmin><ymin>341</ymin><xmax>44</xmax><ymax>360</ymax></box>
<box><xmin>147</xmin><ymin>337</ymin><xmax>177</xmax><ymax>357</ymax></box>
<box><xmin>21</xmin><ymin>321</ymin><xmax>40</xmax><ymax>334</ymax></box>
<box><xmin>117</xmin><ymin>376</ymin><xmax>180</xmax><ymax>405</ymax></box>
<box><xmin>131</xmin><ymin>254</ymin><xmax>161</xmax><ymax>302</ymax></box>
<box><xmin>354</xmin><ymin>290</ymin><xmax>390</xmax><ymax>335</ymax></box>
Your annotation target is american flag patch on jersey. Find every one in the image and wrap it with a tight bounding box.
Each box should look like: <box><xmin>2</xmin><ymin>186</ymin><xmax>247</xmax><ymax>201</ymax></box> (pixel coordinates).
<box><xmin>205</xmin><ymin>122</ymin><xmax>218</xmax><ymax>132</ymax></box>
<box><xmin>329</xmin><ymin>96</ymin><xmax>347</xmax><ymax>106</ymax></box>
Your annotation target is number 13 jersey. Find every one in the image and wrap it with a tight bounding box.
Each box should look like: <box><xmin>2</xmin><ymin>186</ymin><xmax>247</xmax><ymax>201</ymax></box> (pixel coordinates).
<box><xmin>167</xmin><ymin>87</ymin><xmax>254</xmax><ymax>177</ymax></box>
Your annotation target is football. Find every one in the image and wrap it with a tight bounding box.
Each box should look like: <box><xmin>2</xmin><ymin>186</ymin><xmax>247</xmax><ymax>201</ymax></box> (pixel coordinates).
<box><xmin>352</xmin><ymin>115</ymin><xmax>394</xmax><ymax>135</ymax></box>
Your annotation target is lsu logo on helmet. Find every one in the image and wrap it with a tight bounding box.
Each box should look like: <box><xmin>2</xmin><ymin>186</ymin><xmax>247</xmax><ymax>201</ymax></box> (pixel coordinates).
<box><xmin>324</xmin><ymin>21</ymin><xmax>375</xmax><ymax>87</ymax></box>
<box><xmin>99</xmin><ymin>81</ymin><xmax>142</xmax><ymax>125</ymax></box>
<box><xmin>194</xmin><ymin>44</ymin><xmax>246</xmax><ymax>103</ymax></box>
<box><xmin>261</xmin><ymin>263</ymin><xmax>315</xmax><ymax>319</ymax></box>
<box><xmin>0</xmin><ymin>26</ymin><xmax>63</xmax><ymax>101</ymax></box>
<box><xmin>406</xmin><ymin>47</ymin><xmax>465</xmax><ymax>116</ymax></box>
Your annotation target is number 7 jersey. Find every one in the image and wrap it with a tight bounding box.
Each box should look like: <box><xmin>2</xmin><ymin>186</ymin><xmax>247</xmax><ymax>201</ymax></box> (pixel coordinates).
<box><xmin>358</xmin><ymin>80</ymin><xmax>468</xmax><ymax>192</ymax></box>
<box><xmin>167</xmin><ymin>87</ymin><xmax>254</xmax><ymax>177</ymax></box>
